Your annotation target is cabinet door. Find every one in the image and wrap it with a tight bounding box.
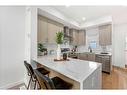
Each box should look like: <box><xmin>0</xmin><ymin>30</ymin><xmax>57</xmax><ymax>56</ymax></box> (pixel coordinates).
<box><xmin>72</xmin><ymin>30</ymin><xmax>79</xmax><ymax>45</ymax></box>
<box><xmin>84</xmin><ymin>54</ymin><xmax>88</xmax><ymax>60</ymax></box>
<box><xmin>103</xmin><ymin>56</ymin><xmax>110</xmax><ymax>73</ymax></box>
<box><xmin>47</xmin><ymin>23</ymin><xmax>63</xmax><ymax>44</ymax></box>
<box><xmin>78</xmin><ymin>30</ymin><xmax>86</xmax><ymax>45</ymax></box>
<box><xmin>78</xmin><ymin>53</ymin><xmax>84</xmax><ymax>60</ymax></box>
<box><xmin>99</xmin><ymin>24</ymin><xmax>112</xmax><ymax>46</ymax></box>
<box><xmin>47</xmin><ymin>22</ymin><xmax>57</xmax><ymax>43</ymax></box>
<box><xmin>88</xmin><ymin>54</ymin><xmax>95</xmax><ymax>61</ymax></box>
<box><xmin>106</xmin><ymin>25</ymin><xmax>112</xmax><ymax>45</ymax></box>
<box><xmin>78</xmin><ymin>53</ymin><xmax>88</xmax><ymax>60</ymax></box>
<box><xmin>95</xmin><ymin>55</ymin><xmax>101</xmax><ymax>63</ymax></box>
<box><xmin>38</xmin><ymin>17</ymin><xmax>48</xmax><ymax>43</ymax></box>
<box><xmin>69</xmin><ymin>29</ymin><xmax>73</xmax><ymax>44</ymax></box>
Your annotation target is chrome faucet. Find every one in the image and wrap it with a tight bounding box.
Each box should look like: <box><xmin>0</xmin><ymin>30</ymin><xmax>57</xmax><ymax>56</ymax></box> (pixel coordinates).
<box><xmin>88</xmin><ymin>46</ymin><xmax>92</xmax><ymax>53</ymax></box>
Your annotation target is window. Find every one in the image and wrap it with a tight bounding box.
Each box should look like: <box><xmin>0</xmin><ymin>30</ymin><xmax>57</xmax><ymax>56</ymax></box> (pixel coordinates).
<box><xmin>89</xmin><ymin>41</ymin><xmax>97</xmax><ymax>49</ymax></box>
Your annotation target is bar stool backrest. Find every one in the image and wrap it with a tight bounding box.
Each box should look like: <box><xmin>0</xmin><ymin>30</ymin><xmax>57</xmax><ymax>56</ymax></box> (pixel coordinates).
<box><xmin>34</xmin><ymin>69</ymin><xmax>55</xmax><ymax>89</ymax></box>
<box><xmin>24</xmin><ymin>61</ymin><xmax>34</xmax><ymax>76</ymax></box>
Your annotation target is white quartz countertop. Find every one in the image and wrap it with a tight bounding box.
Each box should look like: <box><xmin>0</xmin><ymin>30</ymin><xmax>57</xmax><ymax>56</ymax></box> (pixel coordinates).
<box><xmin>34</xmin><ymin>55</ymin><xmax>101</xmax><ymax>83</ymax></box>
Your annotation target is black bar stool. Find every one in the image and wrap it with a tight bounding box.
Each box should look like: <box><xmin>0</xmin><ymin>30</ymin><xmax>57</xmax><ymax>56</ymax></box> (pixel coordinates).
<box><xmin>34</xmin><ymin>69</ymin><xmax>73</xmax><ymax>89</ymax></box>
<box><xmin>24</xmin><ymin>61</ymin><xmax>50</xmax><ymax>89</ymax></box>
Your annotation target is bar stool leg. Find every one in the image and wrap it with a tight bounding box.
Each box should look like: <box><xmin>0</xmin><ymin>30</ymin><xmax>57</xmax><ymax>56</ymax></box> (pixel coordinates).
<box><xmin>34</xmin><ymin>80</ymin><xmax>37</xmax><ymax>89</ymax></box>
<box><xmin>27</xmin><ymin>76</ymin><xmax>32</xmax><ymax>89</ymax></box>
<box><xmin>37</xmin><ymin>81</ymin><xmax>41</xmax><ymax>89</ymax></box>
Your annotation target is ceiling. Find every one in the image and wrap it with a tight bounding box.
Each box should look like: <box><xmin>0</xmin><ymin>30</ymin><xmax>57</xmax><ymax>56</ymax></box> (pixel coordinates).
<box><xmin>51</xmin><ymin>6</ymin><xmax>127</xmax><ymax>25</ymax></box>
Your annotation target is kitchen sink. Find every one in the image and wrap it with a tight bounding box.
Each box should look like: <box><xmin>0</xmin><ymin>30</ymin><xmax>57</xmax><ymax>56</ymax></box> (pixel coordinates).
<box><xmin>100</xmin><ymin>52</ymin><xmax>109</xmax><ymax>54</ymax></box>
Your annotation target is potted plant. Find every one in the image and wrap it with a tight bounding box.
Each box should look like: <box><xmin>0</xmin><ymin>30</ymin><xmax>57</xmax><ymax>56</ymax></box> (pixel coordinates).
<box><xmin>55</xmin><ymin>31</ymin><xmax>63</xmax><ymax>60</ymax></box>
<box><xmin>38</xmin><ymin>43</ymin><xmax>47</xmax><ymax>56</ymax></box>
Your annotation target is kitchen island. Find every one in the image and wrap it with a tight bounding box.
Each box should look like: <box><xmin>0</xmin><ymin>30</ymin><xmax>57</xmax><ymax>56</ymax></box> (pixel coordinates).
<box><xmin>34</xmin><ymin>55</ymin><xmax>102</xmax><ymax>89</ymax></box>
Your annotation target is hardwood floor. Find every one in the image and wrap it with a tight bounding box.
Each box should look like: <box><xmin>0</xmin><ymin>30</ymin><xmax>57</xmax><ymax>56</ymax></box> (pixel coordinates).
<box><xmin>102</xmin><ymin>66</ymin><xmax>127</xmax><ymax>89</ymax></box>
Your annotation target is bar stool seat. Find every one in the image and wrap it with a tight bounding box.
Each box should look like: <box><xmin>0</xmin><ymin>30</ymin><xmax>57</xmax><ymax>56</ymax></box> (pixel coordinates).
<box><xmin>36</xmin><ymin>68</ymin><xmax>50</xmax><ymax>75</ymax></box>
<box><xmin>34</xmin><ymin>69</ymin><xmax>73</xmax><ymax>89</ymax></box>
<box><xmin>51</xmin><ymin>77</ymin><xmax>73</xmax><ymax>89</ymax></box>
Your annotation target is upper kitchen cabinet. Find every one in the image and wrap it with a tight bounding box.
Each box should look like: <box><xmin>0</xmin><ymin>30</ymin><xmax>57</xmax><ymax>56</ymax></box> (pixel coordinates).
<box><xmin>70</xmin><ymin>29</ymin><xmax>86</xmax><ymax>46</ymax></box>
<box><xmin>64</xmin><ymin>26</ymin><xmax>70</xmax><ymax>37</ymax></box>
<box><xmin>63</xmin><ymin>26</ymin><xmax>72</xmax><ymax>43</ymax></box>
<box><xmin>64</xmin><ymin>28</ymin><xmax>78</xmax><ymax>45</ymax></box>
<box><xmin>38</xmin><ymin>15</ymin><xmax>48</xmax><ymax>43</ymax></box>
<box><xmin>72</xmin><ymin>29</ymin><xmax>79</xmax><ymax>45</ymax></box>
<box><xmin>78</xmin><ymin>30</ymin><xmax>86</xmax><ymax>45</ymax></box>
<box><xmin>99</xmin><ymin>24</ymin><xmax>112</xmax><ymax>46</ymax></box>
<box><xmin>47</xmin><ymin>20</ymin><xmax>63</xmax><ymax>44</ymax></box>
<box><xmin>63</xmin><ymin>27</ymin><xmax>86</xmax><ymax>45</ymax></box>
<box><xmin>38</xmin><ymin>15</ymin><xmax>63</xmax><ymax>44</ymax></box>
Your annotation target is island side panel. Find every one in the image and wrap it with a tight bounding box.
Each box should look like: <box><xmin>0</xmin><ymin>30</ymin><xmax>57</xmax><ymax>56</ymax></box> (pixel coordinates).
<box><xmin>82</xmin><ymin>66</ymin><xmax>102</xmax><ymax>89</ymax></box>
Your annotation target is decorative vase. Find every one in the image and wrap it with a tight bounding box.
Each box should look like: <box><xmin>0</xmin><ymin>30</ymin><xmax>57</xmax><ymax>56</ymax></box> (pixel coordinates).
<box><xmin>57</xmin><ymin>44</ymin><xmax>61</xmax><ymax>60</ymax></box>
<box><xmin>63</xmin><ymin>53</ymin><xmax>67</xmax><ymax>60</ymax></box>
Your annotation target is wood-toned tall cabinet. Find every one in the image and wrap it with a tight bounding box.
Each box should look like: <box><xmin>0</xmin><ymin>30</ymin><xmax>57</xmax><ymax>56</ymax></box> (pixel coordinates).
<box><xmin>38</xmin><ymin>15</ymin><xmax>63</xmax><ymax>44</ymax></box>
<box><xmin>70</xmin><ymin>29</ymin><xmax>86</xmax><ymax>46</ymax></box>
<box><xmin>99</xmin><ymin>24</ymin><xmax>112</xmax><ymax>46</ymax></box>
<box><xmin>38</xmin><ymin>16</ymin><xmax>48</xmax><ymax>43</ymax></box>
<box><xmin>72</xmin><ymin>29</ymin><xmax>79</xmax><ymax>45</ymax></box>
<box><xmin>78</xmin><ymin>30</ymin><xmax>86</xmax><ymax>45</ymax></box>
<box><xmin>47</xmin><ymin>21</ymin><xmax>63</xmax><ymax>44</ymax></box>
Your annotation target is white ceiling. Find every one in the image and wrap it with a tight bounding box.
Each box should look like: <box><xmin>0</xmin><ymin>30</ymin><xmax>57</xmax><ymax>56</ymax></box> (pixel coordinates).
<box><xmin>52</xmin><ymin>6</ymin><xmax>127</xmax><ymax>25</ymax></box>
<box><xmin>38</xmin><ymin>6</ymin><xmax>127</xmax><ymax>29</ymax></box>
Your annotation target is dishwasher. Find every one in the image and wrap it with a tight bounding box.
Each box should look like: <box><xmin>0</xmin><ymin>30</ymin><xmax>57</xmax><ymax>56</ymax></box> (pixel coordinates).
<box><xmin>95</xmin><ymin>54</ymin><xmax>111</xmax><ymax>74</ymax></box>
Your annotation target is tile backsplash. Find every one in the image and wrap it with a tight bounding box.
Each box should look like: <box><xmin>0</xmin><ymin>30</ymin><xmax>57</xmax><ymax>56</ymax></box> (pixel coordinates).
<box><xmin>43</xmin><ymin>43</ymin><xmax>112</xmax><ymax>54</ymax></box>
<box><xmin>43</xmin><ymin>43</ymin><xmax>72</xmax><ymax>54</ymax></box>
<box><xmin>77</xmin><ymin>45</ymin><xmax>112</xmax><ymax>53</ymax></box>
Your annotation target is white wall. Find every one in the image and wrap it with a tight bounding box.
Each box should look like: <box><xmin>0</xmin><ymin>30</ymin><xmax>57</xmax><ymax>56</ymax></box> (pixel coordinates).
<box><xmin>0</xmin><ymin>7</ymin><xmax>26</xmax><ymax>88</ymax></box>
<box><xmin>125</xmin><ymin>31</ymin><xmax>127</xmax><ymax>65</ymax></box>
<box><xmin>24</xmin><ymin>7</ymin><xmax>38</xmax><ymax>63</ymax></box>
<box><xmin>25</xmin><ymin>7</ymin><xmax>31</xmax><ymax>63</ymax></box>
<box><xmin>31</xmin><ymin>7</ymin><xmax>38</xmax><ymax>61</ymax></box>
<box><xmin>112</xmin><ymin>23</ymin><xmax>127</xmax><ymax>68</ymax></box>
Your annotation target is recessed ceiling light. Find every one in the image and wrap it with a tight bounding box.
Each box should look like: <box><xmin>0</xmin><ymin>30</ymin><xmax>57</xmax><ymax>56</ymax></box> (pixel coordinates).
<box><xmin>65</xmin><ymin>5</ymin><xmax>70</xmax><ymax>8</ymax></box>
<box><xmin>82</xmin><ymin>17</ymin><xmax>86</xmax><ymax>21</ymax></box>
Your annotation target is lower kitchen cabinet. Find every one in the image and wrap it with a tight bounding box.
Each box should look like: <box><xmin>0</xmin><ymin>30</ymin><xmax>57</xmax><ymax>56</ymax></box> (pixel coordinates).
<box><xmin>95</xmin><ymin>54</ymin><xmax>111</xmax><ymax>73</ymax></box>
<box><xmin>78</xmin><ymin>53</ymin><xmax>95</xmax><ymax>62</ymax></box>
<box><xmin>88</xmin><ymin>53</ymin><xmax>95</xmax><ymax>61</ymax></box>
<box><xmin>78</xmin><ymin>53</ymin><xmax>87</xmax><ymax>60</ymax></box>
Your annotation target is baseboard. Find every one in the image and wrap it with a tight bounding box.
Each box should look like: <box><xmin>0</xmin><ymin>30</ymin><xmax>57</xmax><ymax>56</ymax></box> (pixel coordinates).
<box><xmin>0</xmin><ymin>79</ymin><xmax>24</xmax><ymax>89</ymax></box>
<box><xmin>112</xmin><ymin>65</ymin><xmax>125</xmax><ymax>69</ymax></box>
<box><xmin>112</xmin><ymin>65</ymin><xmax>127</xmax><ymax>72</ymax></box>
